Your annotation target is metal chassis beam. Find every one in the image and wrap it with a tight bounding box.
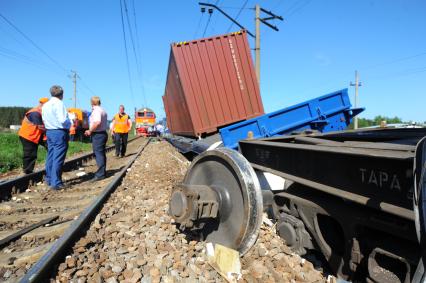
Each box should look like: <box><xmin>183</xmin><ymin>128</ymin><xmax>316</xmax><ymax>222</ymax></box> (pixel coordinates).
<box><xmin>239</xmin><ymin>137</ymin><xmax>416</xmax><ymax>220</ymax></box>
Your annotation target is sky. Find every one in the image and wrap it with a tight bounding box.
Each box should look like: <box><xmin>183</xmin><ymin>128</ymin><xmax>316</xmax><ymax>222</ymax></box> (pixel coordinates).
<box><xmin>0</xmin><ymin>0</ymin><xmax>425</xmax><ymax>122</ymax></box>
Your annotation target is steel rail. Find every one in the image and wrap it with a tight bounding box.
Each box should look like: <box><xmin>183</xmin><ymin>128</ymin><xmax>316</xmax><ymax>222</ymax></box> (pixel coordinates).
<box><xmin>20</xmin><ymin>138</ymin><xmax>151</xmax><ymax>283</ymax></box>
<box><xmin>0</xmin><ymin>137</ymin><xmax>140</xmax><ymax>200</ymax></box>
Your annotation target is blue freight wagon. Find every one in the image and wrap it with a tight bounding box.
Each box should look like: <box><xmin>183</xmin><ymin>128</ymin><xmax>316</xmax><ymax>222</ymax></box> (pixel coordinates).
<box><xmin>219</xmin><ymin>89</ymin><xmax>364</xmax><ymax>149</ymax></box>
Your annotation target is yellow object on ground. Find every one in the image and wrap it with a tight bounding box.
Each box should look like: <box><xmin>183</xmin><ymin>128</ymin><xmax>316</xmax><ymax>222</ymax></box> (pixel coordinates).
<box><xmin>206</xmin><ymin>243</ymin><xmax>242</xmax><ymax>283</ymax></box>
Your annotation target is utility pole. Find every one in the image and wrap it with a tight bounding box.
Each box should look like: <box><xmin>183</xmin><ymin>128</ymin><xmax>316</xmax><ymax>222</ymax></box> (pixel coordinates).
<box><xmin>255</xmin><ymin>5</ymin><xmax>260</xmax><ymax>83</ymax></box>
<box><xmin>198</xmin><ymin>3</ymin><xmax>283</xmax><ymax>88</ymax></box>
<box><xmin>70</xmin><ymin>70</ymin><xmax>78</xmax><ymax>108</ymax></box>
<box><xmin>134</xmin><ymin>107</ymin><xmax>137</xmax><ymax>136</ymax></box>
<box><xmin>350</xmin><ymin>70</ymin><xmax>362</xmax><ymax>129</ymax></box>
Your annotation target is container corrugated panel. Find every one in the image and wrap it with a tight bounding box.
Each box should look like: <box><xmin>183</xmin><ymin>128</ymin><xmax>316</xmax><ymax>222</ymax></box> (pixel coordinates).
<box><xmin>163</xmin><ymin>30</ymin><xmax>264</xmax><ymax>137</ymax></box>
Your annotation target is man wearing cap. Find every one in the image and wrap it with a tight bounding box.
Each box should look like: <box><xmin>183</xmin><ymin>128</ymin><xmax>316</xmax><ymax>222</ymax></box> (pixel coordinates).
<box><xmin>18</xmin><ymin>97</ymin><xmax>49</xmax><ymax>174</ymax></box>
<box><xmin>42</xmin><ymin>85</ymin><xmax>71</xmax><ymax>190</ymax></box>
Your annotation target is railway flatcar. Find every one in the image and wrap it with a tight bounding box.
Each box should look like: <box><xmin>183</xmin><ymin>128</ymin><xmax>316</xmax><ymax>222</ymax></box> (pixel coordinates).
<box><xmin>135</xmin><ymin>107</ymin><xmax>156</xmax><ymax>136</ymax></box>
<box><xmin>169</xmin><ymin>128</ymin><xmax>426</xmax><ymax>283</ymax></box>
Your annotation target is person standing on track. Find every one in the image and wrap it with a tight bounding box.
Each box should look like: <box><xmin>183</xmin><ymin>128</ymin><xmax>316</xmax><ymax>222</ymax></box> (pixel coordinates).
<box><xmin>110</xmin><ymin>105</ymin><xmax>132</xmax><ymax>158</ymax></box>
<box><xmin>18</xmin><ymin>97</ymin><xmax>49</xmax><ymax>174</ymax></box>
<box><xmin>42</xmin><ymin>85</ymin><xmax>71</xmax><ymax>190</ymax></box>
<box><xmin>85</xmin><ymin>96</ymin><xmax>108</xmax><ymax>182</ymax></box>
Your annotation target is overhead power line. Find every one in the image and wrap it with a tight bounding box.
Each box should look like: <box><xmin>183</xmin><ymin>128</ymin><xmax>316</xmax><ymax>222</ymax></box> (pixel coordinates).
<box><xmin>78</xmin><ymin>76</ymin><xmax>98</xmax><ymax>97</ymax></box>
<box><xmin>283</xmin><ymin>0</ymin><xmax>312</xmax><ymax>18</ymax></box>
<box><xmin>118</xmin><ymin>0</ymin><xmax>147</xmax><ymax>107</ymax></box>
<box><xmin>119</xmin><ymin>0</ymin><xmax>135</xmax><ymax>105</ymax></box>
<box><xmin>202</xmin><ymin>8</ymin><xmax>214</xmax><ymax>37</ymax></box>
<box><xmin>360</xmin><ymin>51</ymin><xmax>426</xmax><ymax>71</ymax></box>
<box><xmin>0</xmin><ymin>45</ymin><xmax>54</xmax><ymax>71</ymax></box>
<box><xmin>226</xmin><ymin>0</ymin><xmax>249</xmax><ymax>33</ymax></box>
<box><xmin>216</xmin><ymin>6</ymin><xmax>252</xmax><ymax>10</ymax></box>
<box><xmin>0</xmin><ymin>12</ymin><xmax>99</xmax><ymax>100</ymax></box>
<box><xmin>0</xmin><ymin>12</ymin><xmax>69</xmax><ymax>74</ymax></box>
<box><xmin>125</xmin><ymin>0</ymin><xmax>147</xmax><ymax>106</ymax></box>
<box><xmin>199</xmin><ymin>2</ymin><xmax>283</xmax><ymax>87</ymax></box>
<box><xmin>193</xmin><ymin>13</ymin><xmax>205</xmax><ymax>38</ymax></box>
<box><xmin>0</xmin><ymin>49</ymin><xmax>54</xmax><ymax>72</ymax></box>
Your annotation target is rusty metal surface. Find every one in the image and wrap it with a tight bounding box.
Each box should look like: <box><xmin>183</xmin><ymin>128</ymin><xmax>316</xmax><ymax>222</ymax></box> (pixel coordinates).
<box><xmin>163</xmin><ymin>31</ymin><xmax>264</xmax><ymax>137</ymax></box>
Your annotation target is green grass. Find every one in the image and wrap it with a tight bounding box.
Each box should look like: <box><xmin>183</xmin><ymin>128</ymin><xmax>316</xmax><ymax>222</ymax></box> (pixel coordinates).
<box><xmin>0</xmin><ymin>133</ymin><xmax>94</xmax><ymax>173</ymax></box>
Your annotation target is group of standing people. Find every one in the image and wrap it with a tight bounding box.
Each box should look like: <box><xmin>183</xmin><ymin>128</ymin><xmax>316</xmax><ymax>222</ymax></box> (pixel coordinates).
<box><xmin>18</xmin><ymin>85</ymin><xmax>131</xmax><ymax>190</ymax></box>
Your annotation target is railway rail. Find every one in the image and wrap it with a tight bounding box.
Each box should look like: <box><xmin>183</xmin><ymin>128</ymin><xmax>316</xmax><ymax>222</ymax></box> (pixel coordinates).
<box><xmin>0</xmin><ymin>137</ymin><xmax>139</xmax><ymax>201</ymax></box>
<box><xmin>0</xmin><ymin>138</ymin><xmax>150</xmax><ymax>282</ymax></box>
<box><xmin>43</xmin><ymin>141</ymin><xmax>323</xmax><ymax>282</ymax></box>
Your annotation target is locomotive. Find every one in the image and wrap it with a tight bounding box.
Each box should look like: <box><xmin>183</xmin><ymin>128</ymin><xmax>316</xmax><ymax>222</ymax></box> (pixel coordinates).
<box><xmin>135</xmin><ymin>107</ymin><xmax>156</xmax><ymax>137</ymax></box>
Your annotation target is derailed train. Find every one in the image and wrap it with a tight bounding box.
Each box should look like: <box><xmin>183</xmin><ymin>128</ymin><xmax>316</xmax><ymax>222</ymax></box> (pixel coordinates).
<box><xmin>163</xmin><ymin>31</ymin><xmax>426</xmax><ymax>282</ymax></box>
<box><xmin>170</xmin><ymin>128</ymin><xmax>426</xmax><ymax>282</ymax></box>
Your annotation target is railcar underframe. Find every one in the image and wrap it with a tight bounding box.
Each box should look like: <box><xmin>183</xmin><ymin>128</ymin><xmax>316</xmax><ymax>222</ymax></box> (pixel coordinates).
<box><xmin>169</xmin><ymin>128</ymin><xmax>426</xmax><ymax>283</ymax></box>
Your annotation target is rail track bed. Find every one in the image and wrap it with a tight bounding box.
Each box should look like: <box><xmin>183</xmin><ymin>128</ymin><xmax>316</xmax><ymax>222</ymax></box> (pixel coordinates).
<box><xmin>47</xmin><ymin>141</ymin><xmax>324</xmax><ymax>283</ymax></box>
<box><xmin>0</xmin><ymin>138</ymin><xmax>149</xmax><ymax>282</ymax></box>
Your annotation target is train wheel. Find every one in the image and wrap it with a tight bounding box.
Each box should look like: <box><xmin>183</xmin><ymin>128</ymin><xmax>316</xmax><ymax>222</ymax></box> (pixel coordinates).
<box><xmin>169</xmin><ymin>148</ymin><xmax>263</xmax><ymax>255</ymax></box>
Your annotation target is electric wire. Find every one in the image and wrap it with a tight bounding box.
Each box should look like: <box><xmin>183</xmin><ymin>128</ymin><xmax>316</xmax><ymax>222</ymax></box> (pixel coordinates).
<box><xmin>285</xmin><ymin>0</ymin><xmax>312</xmax><ymax>18</ymax></box>
<box><xmin>360</xmin><ymin>51</ymin><xmax>426</xmax><ymax>71</ymax></box>
<box><xmin>0</xmin><ymin>45</ymin><xmax>50</xmax><ymax>68</ymax></box>
<box><xmin>0</xmin><ymin>24</ymin><xmax>41</xmax><ymax>59</ymax></box>
<box><xmin>281</xmin><ymin>0</ymin><xmax>302</xmax><ymax>16</ymax></box>
<box><xmin>193</xmin><ymin>13</ymin><xmax>204</xmax><ymax>38</ymax></box>
<box><xmin>0</xmin><ymin>12</ymin><xmax>69</xmax><ymax>74</ymax></box>
<box><xmin>364</xmin><ymin>66</ymin><xmax>426</xmax><ymax>80</ymax></box>
<box><xmin>202</xmin><ymin>12</ymin><xmax>213</xmax><ymax>37</ymax></box>
<box><xmin>122</xmin><ymin>0</ymin><xmax>146</xmax><ymax>107</ymax></box>
<box><xmin>226</xmin><ymin>0</ymin><xmax>249</xmax><ymax>33</ymax></box>
<box><xmin>78</xmin><ymin>76</ymin><xmax>98</xmax><ymax>97</ymax></box>
<box><xmin>0</xmin><ymin>49</ymin><xmax>54</xmax><ymax>72</ymax></box>
<box><xmin>216</xmin><ymin>6</ymin><xmax>252</xmax><ymax>10</ymax></box>
<box><xmin>130</xmin><ymin>0</ymin><xmax>148</xmax><ymax>107</ymax></box>
<box><xmin>123</xmin><ymin>0</ymin><xmax>141</xmax><ymax>76</ymax></box>
<box><xmin>119</xmin><ymin>0</ymin><xmax>136</xmax><ymax>105</ymax></box>
<box><xmin>206</xmin><ymin>0</ymin><xmax>221</xmax><ymax>36</ymax></box>
<box><xmin>0</xmin><ymin>12</ymin><xmax>100</xmax><ymax>108</ymax></box>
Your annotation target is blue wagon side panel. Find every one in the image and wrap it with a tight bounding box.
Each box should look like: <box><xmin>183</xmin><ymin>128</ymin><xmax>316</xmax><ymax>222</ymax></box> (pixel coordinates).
<box><xmin>220</xmin><ymin>89</ymin><xmax>364</xmax><ymax>149</ymax></box>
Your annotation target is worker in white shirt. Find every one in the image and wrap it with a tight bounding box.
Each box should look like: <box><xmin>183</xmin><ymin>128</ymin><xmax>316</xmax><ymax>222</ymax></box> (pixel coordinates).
<box><xmin>41</xmin><ymin>85</ymin><xmax>71</xmax><ymax>190</ymax></box>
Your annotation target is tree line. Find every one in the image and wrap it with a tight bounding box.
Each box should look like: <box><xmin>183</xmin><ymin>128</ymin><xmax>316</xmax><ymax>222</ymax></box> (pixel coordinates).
<box><xmin>349</xmin><ymin>115</ymin><xmax>404</xmax><ymax>129</ymax></box>
<box><xmin>0</xmin><ymin>107</ymin><xmax>30</xmax><ymax>128</ymax></box>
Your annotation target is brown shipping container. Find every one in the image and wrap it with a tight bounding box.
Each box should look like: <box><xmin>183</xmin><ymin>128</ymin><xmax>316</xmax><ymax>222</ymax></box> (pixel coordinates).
<box><xmin>163</xmin><ymin>30</ymin><xmax>264</xmax><ymax>137</ymax></box>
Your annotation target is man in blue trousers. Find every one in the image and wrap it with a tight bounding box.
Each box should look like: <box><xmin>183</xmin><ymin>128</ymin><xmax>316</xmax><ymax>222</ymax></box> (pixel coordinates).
<box><xmin>85</xmin><ymin>96</ymin><xmax>108</xmax><ymax>182</ymax></box>
<box><xmin>42</xmin><ymin>85</ymin><xmax>71</xmax><ymax>190</ymax></box>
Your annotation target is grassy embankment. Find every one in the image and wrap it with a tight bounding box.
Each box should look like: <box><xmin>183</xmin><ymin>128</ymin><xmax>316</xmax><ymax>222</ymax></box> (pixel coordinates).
<box><xmin>0</xmin><ymin>125</ymin><xmax>138</xmax><ymax>174</ymax></box>
<box><xmin>0</xmin><ymin>133</ymin><xmax>94</xmax><ymax>173</ymax></box>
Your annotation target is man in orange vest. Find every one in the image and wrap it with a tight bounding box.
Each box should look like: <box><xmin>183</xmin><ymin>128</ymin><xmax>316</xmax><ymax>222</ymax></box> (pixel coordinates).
<box><xmin>110</xmin><ymin>105</ymin><xmax>132</xmax><ymax>158</ymax></box>
<box><xmin>18</xmin><ymin>97</ymin><xmax>49</xmax><ymax>174</ymax></box>
<box><xmin>69</xmin><ymin>119</ymin><xmax>77</xmax><ymax>141</ymax></box>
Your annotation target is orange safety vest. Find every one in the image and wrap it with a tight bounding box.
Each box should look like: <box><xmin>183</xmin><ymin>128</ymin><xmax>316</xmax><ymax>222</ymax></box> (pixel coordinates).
<box><xmin>113</xmin><ymin>113</ymin><xmax>130</xmax><ymax>133</ymax></box>
<box><xmin>18</xmin><ymin>107</ymin><xmax>44</xmax><ymax>144</ymax></box>
<box><xmin>69</xmin><ymin>123</ymin><xmax>76</xmax><ymax>135</ymax></box>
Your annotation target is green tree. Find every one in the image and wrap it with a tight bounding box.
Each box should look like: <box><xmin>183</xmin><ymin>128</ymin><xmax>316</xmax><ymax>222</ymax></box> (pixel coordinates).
<box><xmin>0</xmin><ymin>107</ymin><xmax>30</xmax><ymax>128</ymax></box>
<box><xmin>349</xmin><ymin>115</ymin><xmax>405</xmax><ymax>129</ymax></box>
